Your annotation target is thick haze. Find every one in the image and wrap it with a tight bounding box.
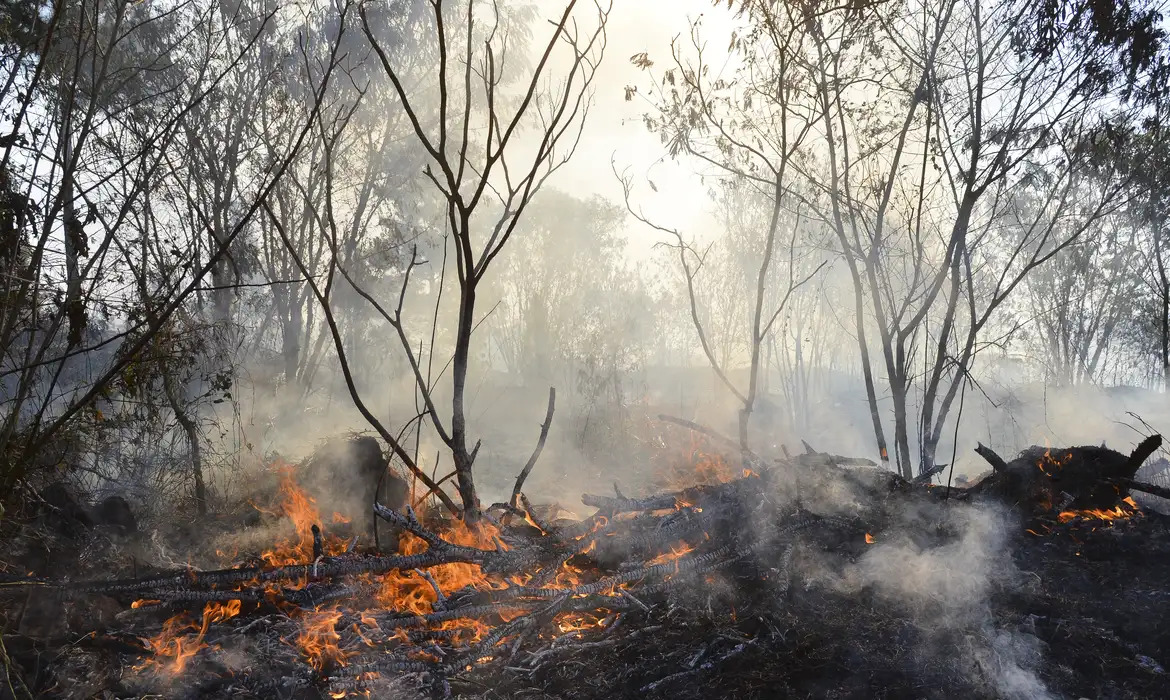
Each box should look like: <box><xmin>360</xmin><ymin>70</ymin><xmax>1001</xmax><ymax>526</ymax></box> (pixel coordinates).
<box><xmin>1</xmin><ymin>0</ymin><xmax>1167</xmax><ymax>517</ymax></box>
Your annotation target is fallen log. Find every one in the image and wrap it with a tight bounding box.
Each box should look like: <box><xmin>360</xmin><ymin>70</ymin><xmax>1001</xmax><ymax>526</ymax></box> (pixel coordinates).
<box><xmin>970</xmin><ymin>435</ymin><xmax>1163</xmax><ymax>514</ymax></box>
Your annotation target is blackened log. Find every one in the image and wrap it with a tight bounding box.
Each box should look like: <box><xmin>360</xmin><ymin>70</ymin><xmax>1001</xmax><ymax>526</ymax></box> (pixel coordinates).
<box><xmin>913</xmin><ymin>462</ymin><xmax>948</xmax><ymax>484</ymax></box>
<box><xmin>1128</xmin><ymin>435</ymin><xmax>1163</xmax><ymax>472</ymax></box>
<box><xmin>1114</xmin><ymin>477</ymin><xmax>1170</xmax><ymax>501</ymax></box>
<box><xmin>581</xmin><ymin>493</ymin><xmax>679</xmax><ymax>512</ymax></box>
<box><xmin>22</xmin><ymin>545</ymin><xmax>505</xmax><ymax>597</ymax></box>
<box><xmin>974</xmin><ymin>443</ymin><xmax>1009</xmax><ymax>473</ymax></box>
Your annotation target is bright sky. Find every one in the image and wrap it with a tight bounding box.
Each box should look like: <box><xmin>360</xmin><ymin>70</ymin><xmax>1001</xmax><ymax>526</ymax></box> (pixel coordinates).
<box><xmin>536</xmin><ymin>0</ymin><xmax>739</xmax><ymax>256</ymax></box>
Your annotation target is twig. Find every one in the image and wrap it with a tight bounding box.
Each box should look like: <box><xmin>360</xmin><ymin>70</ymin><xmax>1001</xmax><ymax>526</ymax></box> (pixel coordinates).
<box><xmin>510</xmin><ymin>387</ymin><xmax>557</xmax><ymax>512</ymax></box>
<box><xmin>413</xmin><ymin>469</ymin><xmax>459</xmax><ymax>511</ymax></box>
<box><xmin>656</xmin><ymin>414</ymin><xmax>760</xmax><ymax>461</ymax></box>
<box><xmin>639</xmin><ymin>639</ymin><xmax>756</xmax><ymax>692</ymax></box>
<box><xmin>1114</xmin><ymin>478</ymin><xmax>1170</xmax><ymax>501</ymax></box>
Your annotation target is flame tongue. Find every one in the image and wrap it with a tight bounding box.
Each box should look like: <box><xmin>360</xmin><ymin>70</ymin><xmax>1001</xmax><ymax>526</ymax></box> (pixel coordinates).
<box><xmin>1058</xmin><ymin>496</ymin><xmax>1142</xmax><ymax>524</ymax></box>
<box><xmin>141</xmin><ymin>599</ymin><xmax>243</xmax><ymax>675</ymax></box>
<box><xmin>258</xmin><ymin>464</ymin><xmax>349</xmax><ymax>568</ymax></box>
<box><xmin>297</xmin><ymin>608</ymin><xmax>349</xmax><ymax>672</ymax></box>
<box><xmin>139</xmin><ymin>465</ymin><xmax>621</xmax><ymax>679</ymax></box>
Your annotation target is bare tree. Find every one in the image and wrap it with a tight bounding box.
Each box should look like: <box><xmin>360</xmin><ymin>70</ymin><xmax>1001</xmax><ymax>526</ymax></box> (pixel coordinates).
<box><xmin>270</xmin><ymin>0</ymin><xmax>610</xmax><ymax>521</ymax></box>
<box><xmin>620</xmin><ymin>6</ymin><xmax>827</xmax><ymax>453</ymax></box>
<box><xmin>0</xmin><ymin>0</ymin><xmax>345</xmax><ymax>502</ymax></box>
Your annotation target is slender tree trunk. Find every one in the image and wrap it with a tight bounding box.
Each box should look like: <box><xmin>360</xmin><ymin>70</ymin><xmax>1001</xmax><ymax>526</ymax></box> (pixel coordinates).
<box><xmin>919</xmin><ymin>254</ymin><xmax>961</xmax><ymax>474</ymax></box>
<box><xmin>61</xmin><ymin>122</ymin><xmax>84</xmax><ymax>347</ymax></box>
<box><xmin>451</xmin><ymin>272</ymin><xmax>480</xmax><ymax>520</ymax></box>
<box><xmin>283</xmin><ymin>299</ymin><xmax>302</xmax><ymax>386</ymax></box>
<box><xmin>164</xmin><ymin>370</ymin><xmax>206</xmax><ymax>515</ymax></box>
<box><xmin>1155</xmin><ymin>225</ymin><xmax>1169</xmax><ymax>391</ymax></box>
<box><xmin>891</xmin><ymin>356</ymin><xmax>912</xmax><ymax>479</ymax></box>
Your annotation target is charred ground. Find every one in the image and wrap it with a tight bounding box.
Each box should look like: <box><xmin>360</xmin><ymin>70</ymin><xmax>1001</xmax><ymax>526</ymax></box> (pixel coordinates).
<box><xmin>1</xmin><ymin>438</ymin><xmax>1168</xmax><ymax>700</ymax></box>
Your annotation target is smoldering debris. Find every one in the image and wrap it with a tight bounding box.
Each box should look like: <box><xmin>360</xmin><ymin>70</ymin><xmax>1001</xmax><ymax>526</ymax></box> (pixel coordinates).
<box><xmin>0</xmin><ymin>440</ymin><xmax>1168</xmax><ymax>700</ymax></box>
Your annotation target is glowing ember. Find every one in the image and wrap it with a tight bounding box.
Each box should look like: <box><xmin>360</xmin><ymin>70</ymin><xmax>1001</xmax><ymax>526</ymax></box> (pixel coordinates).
<box><xmin>865</xmin><ymin>533</ymin><xmax>875</xmax><ymax>544</ymax></box>
<box><xmin>132</xmin><ymin>599</ymin><xmax>161</xmax><ymax>608</ymax></box>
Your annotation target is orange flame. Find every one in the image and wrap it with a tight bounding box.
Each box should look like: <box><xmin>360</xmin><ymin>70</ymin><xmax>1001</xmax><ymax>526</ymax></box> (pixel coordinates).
<box><xmin>1036</xmin><ymin>449</ymin><xmax>1072</xmax><ymax>477</ymax></box>
<box><xmin>297</xmin><ymin>608</ymin><xmax>350</xmax><ymax>671</ymax></box>
<box><xmin>655</xmin><ymin>434</ymin><xmax>749</xmax><ymax>489</ymax></box>
<box><xmin>139</xmin><ymin>465</ymin><xmax>598</xmax><ymax>680</ymax></box>
<box><xmin>258</xmin><ymin>464</ymin><xmax>348</xmax><ymax>567</ymax></box>
<box><xmin>140</xmin><ymin>599</ymin><xmax>242</xmax><ymax>674</ymax></box>
<box><xmin>553</xmin><ymin>612</ymin><xmax>606</xmax><ymax>635</ymax></box>
<box><xmin>865</xmin><ymin>533</ymin><xmax>875</xmax><ymax>544</ymax></box>
<box><xmin>1057</xmin><ymin>496</ymin><xmax>1141</xmax><ymax>524</ymax></box>
<box><xmin>647</xmin><ymin>542</ymin><xmax>697</xmax><ymax>569</ymax></box>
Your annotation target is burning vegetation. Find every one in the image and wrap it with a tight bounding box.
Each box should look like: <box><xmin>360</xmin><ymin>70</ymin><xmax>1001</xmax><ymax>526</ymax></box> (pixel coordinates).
<box><xmin>2</xmin><ymin>434</ymin><xmax>1168</xmax><ymax>699</ymax></box>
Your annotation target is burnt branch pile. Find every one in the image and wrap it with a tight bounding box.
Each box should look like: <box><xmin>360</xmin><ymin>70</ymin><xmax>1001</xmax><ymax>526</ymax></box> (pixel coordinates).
<box><xmin>2</xmin><ymin>438</ymin><xmax>1169</xmax><ymax>699</ymax></box>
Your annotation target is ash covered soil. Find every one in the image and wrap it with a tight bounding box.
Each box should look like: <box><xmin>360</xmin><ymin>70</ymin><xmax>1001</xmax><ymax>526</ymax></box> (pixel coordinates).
<box><xmin>2</xmin><ymin>454</ymin><xmax>1169</xmax><ymax>700</ymax></box>
<box><xmin>481</xmin><ymin>507</ymin><xmax>1170</xmax><ymax>700</ymax></box>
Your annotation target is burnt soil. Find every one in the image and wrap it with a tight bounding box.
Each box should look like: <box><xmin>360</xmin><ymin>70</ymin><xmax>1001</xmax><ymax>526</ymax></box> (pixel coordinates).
<box><xmin>2</xmin><ymin>468</ymin><xmax>1169</xmax><ymax>699</ymax></box>
<box><xmin>474</xmin><ymin>510</ymin><xmax>1170</xmax><ymax>700</ymax></box>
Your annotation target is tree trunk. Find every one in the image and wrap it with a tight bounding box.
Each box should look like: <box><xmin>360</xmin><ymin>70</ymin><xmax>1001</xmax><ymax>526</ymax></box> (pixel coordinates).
<box><xmin>61</xmin><ymin>124</ymin><xmax>84</xmax><ymax>348</ymax></box>
<box><xmin>890</xmin><ymin>373</ymin><xmax>913</xmax><ymax>480</ymax></box>
<box><xmin>283</xmin><ymin>298</ymin><xmax>302</xmax><ymax>386</ymax></box>
<box><xmin>164</xmin><ymin>370</ymin><xmax>207</xmax><ymax>515</ymax></box>
<box><xmin>1155</xmin><ymin>225</ymin><xmax>1169</xmax><ymax>391</ymax></box>
<box><xmin>451</xmin><ymin>272</ymin><xmax>480</xmax><ymax>521</ymax></box>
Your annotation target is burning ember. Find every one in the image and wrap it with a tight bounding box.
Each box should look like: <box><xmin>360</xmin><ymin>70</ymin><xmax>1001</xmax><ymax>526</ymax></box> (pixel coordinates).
<box><xmin>1057</xmin><ymin>496</ymin><xmax>1142</xmax><ymax>524</ymax></box>
<box><xmin>140</xmin><ymin>599</ymin><xmax>242</xmax><ymax>675</ymax></box>
<box><xmin>14</xmin><ymin>434</ymin><xmax>1163</xmax><ymax>699</ymax></box>
<box><xmin>136</xmin><ymin>465</ymin><xmax>633</xmax><ymax>683</ymax></box>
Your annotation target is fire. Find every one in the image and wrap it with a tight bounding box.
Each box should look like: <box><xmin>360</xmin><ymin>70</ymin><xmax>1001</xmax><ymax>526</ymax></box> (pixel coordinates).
<box><xmin>648</xmin><ymin>542</ymin><xmax>697</xmax><ymax>570</ymax></box>
<box><xmin>549</xmin><ymin>560</ymin><xmax>586</xmax><ymax>588</ymax></box>
<box><xmin>375</xmin><ymin>519</ymin><xmax>505</xmax><ymax>615</ymax></box>
<box><xmin>296</xmin><ymin>608</ymin><xmax>350</xmax><ymax>671</ymax></box>
<box><xmin>140</xmin><ymin>466</ymin><xmax>591</xmax><ymax>680</ymax></box>
<box><xmin>1057</xmin><ymin>497</ymin><xmax>1141</xmax><ymax>524</ymax></box>
<box><xmin>655</xmin><ymin>434</ymin><xmax>750</xmax><ymax>489</ymax></box>
<box><xmin>257</xmin><ymin>464</ymin><xmax>348</xmax><ymax>567</ymax></box>
<box><xmin>1035</xmin><ymin>448</ymin><xmax>1072</xmax><ymax>477</ymax></box>
<box><xmin>865</xmin><ymin>533</ymin><xmax>875</xmax><ymax>544</ymax></box>
<box><xmin>140</xmin><ymin>599</ymin><xmax>242</xmax><ymax>674</ymax></box>
<box><xmin>553</xmin><ymin>612</ymin><xmax>606</xmax><ymax>635</ymax></box>
<box><xmin>141</xmin><ymin>613</ymin><xmax>204</xmax><ymax>674</ymax></box>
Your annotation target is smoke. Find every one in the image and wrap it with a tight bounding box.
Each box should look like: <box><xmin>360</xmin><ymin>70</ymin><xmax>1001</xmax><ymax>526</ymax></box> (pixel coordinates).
<box><xmin>841</xmin><ymin>502</ymin><xmax>1052</xmax><ymax>699</ymax></box>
